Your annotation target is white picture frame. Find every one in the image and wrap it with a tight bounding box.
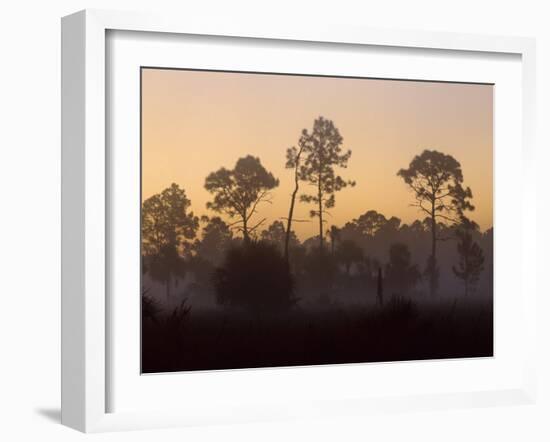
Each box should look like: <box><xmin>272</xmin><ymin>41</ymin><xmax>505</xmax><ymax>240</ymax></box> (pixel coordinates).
<box><xmin>61</xmin><ymin>9</ymin><xmax>537</xmax><ymax>433</ymax></box>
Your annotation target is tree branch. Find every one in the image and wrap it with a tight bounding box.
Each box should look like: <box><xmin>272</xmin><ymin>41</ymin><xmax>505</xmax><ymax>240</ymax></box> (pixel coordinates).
<box><xmin>248</xmin><ymin>218</ymin><xmax>267</xmax><ymax>233</ymax></box>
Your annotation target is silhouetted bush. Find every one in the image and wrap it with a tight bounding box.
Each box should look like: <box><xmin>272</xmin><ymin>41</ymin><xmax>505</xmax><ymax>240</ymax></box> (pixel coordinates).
<box><xmin>214</xmin><ymin>240</ymin><xmax>296</xmax><ymax>313</ymax></box>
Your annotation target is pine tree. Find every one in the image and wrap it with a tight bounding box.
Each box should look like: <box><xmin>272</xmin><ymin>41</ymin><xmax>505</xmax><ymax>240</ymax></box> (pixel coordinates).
<box><xmin>452</xmin><ymin>227</ymin><xmax>485</xmax><ymax>296</ymax></box>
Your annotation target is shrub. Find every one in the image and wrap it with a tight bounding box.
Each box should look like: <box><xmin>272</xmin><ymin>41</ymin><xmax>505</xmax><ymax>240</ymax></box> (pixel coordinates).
<box><xmin>214</xmin><ymin>240</ymin><xmax>296</xmax><ymax>313</ymax></box>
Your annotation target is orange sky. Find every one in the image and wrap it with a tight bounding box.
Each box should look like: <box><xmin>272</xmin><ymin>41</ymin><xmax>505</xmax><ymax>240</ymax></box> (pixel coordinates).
<box><xmin>141</xmin><ymin>68</ymin><xmax>493</xmax><ymax>241</ymax></box>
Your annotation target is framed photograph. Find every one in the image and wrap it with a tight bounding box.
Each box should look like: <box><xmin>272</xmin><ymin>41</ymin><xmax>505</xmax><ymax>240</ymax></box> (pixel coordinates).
<box><xmin>61</xmin><ymin>9</ymin><xmax>538</xmax><ymax>432</ymax></box>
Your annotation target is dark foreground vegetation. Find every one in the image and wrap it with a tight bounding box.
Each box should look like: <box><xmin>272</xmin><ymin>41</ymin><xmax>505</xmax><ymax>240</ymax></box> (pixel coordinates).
<box><xmin>142</xmin><ymin>297</ymin><xmax>493</xmax><ymax>373</ymax></box>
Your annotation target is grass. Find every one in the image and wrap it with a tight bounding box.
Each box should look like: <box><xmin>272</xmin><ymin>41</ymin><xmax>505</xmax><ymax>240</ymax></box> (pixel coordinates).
<box><xmin>141</xmin><ymin>296</ymin><xmax>493</xmax><ymax>373</ymax></box>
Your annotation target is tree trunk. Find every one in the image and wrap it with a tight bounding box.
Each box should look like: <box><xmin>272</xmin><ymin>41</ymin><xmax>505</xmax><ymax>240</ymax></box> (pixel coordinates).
<box><xmin>285</xmin><ymin>144</ymin><xmax>304</xmax><ymax>262</ymax></box>
<box><xmin>242</xmin><ymin>211</ymin><xmax>249</xmax><ymax>243</ymax></box>
<box><xmin>430</xmin><ymin>200</ymin><xmax>437</xmax><ymax>297</ymax></box>
<box><xmin>318</xmin><ymin>179</ymin><xmax>324</xmax><ymax>253</ymax></box>
<box><xmin>285</xmin><ymin>169</ymin><xmax>300</xmax><ymax>261</ymax></box>
<box><xmin>284</xmin><ymin>194</ymin><xmax>297</xmax><ymax>261</ymax></box>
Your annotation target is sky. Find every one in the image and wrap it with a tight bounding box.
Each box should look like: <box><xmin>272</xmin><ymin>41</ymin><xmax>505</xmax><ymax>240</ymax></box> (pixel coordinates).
<box><xmin>141</xmin><ymin>68</ymin><xmax>493</xmax><ymax>241</ymax></box>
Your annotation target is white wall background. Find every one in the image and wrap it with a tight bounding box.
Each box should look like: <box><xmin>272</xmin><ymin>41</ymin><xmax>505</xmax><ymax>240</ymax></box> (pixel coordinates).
<box><xmin>0</xmin><ymin>1</ymin><xmax>548</xmax><ymax>441</ymax></box>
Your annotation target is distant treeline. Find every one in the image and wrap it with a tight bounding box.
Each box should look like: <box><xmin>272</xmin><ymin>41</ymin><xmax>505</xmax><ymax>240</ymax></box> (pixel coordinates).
<box><xmin>142</xmin><ymin>116</ymin><xmax>491</xmax><ymax>311</ymax></box>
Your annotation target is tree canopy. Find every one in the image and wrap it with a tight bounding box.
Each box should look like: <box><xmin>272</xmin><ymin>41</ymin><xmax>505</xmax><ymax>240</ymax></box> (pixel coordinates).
<box><xmin>397</xmin><ymin>150</ymin><xmax>474</xmax><ymax>229</ymax></box>
<box><xmin>193</xmin><ymin>216</ymin><xmax>234</xmax><ymax>265</ymax></box>
<box><xmin>261</xmin><ymin>220</ymin><xmax>299</xmax><ymax>253</ymax></box>
<box><xmin>204</xmin><ymin>155</ymin><xmax>279</xmax><ymax>241</ymax></box>
<box><xmin>142</xmin><ymin>183</ymin><xmax>199</xmax><ymax>255</ymax></box>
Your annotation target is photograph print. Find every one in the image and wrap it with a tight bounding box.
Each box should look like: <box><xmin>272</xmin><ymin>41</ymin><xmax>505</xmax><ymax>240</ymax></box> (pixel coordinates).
<box><xmin>140</xmin><ymin>68</ymin><xmax>493</xmax><ymax>373</ymax></box>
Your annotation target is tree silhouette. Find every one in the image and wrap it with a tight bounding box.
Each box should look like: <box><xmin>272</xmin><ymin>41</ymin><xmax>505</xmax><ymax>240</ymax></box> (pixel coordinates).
<box><xmin>142</xmin><ymin>184</ymin><xmax>198</xmax><ymax>298</ymax></box>
<box><xmin>327</xmin><ymin>225</ymin><xmax>341</xmax><ymax>255</ymax></box>
<box><xmin>142</xmin><ymin>183</ymin><xmax>199</xmax><ymax>255</ymax></box>
<box><xmin>204</xmin><ymin>155</ymin><xmax>279</xmax><ymax>242</ymax></box>
<box><xmin>297</xmin><ymin>117</ymin><xmax>355</xmax><ymax>252</ymax></box>
<box><xmin>261</xmin><ymin>220</ymin><xmax>299</xmax><ymax>254</ymax></box>
<box><xmin>453</xmin><ymin>222</ymin><xmax>485</xmax><ymax>296</ymax></box>
<box><xmin>214</xmin><ymin>240</ymin><xmax>295</xmax><ymax>313</ymax></box>
<box><xmin>336</xmin><ymin>239</ymin><xmax>363</xmax><ymax>276</ymax></box>
<box><xmin>385</xmin><ymin>243</ymin><xmax>420</xmax><ymax>294</ymax></box>
<box><xmin>378</xmin><ymin>216</ymin><xmax>401</xmax><ymax>236</ymax></box>
<box><xmin>338</xmin><ymin>210</ymin><xmax>395</xmax><ymax>248</ymax></box>
<box><xmin>284</xmin><ymin>133</ymin><xmax>306</xmax><ymax>261</ymax></box>
<box><xmin>397</xmin><ymin>150</ymin><xmax>474</xmax><ymax>296</ymax></box>
<box><xmin>193</xmin><ymin>216</ymin><xmax>233</xmax><ymax>265</ymax></box>
<box><xmin>352</xmin><ymin>210</ymin><xmax>388</xmax><ymax>237</ymax></box>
